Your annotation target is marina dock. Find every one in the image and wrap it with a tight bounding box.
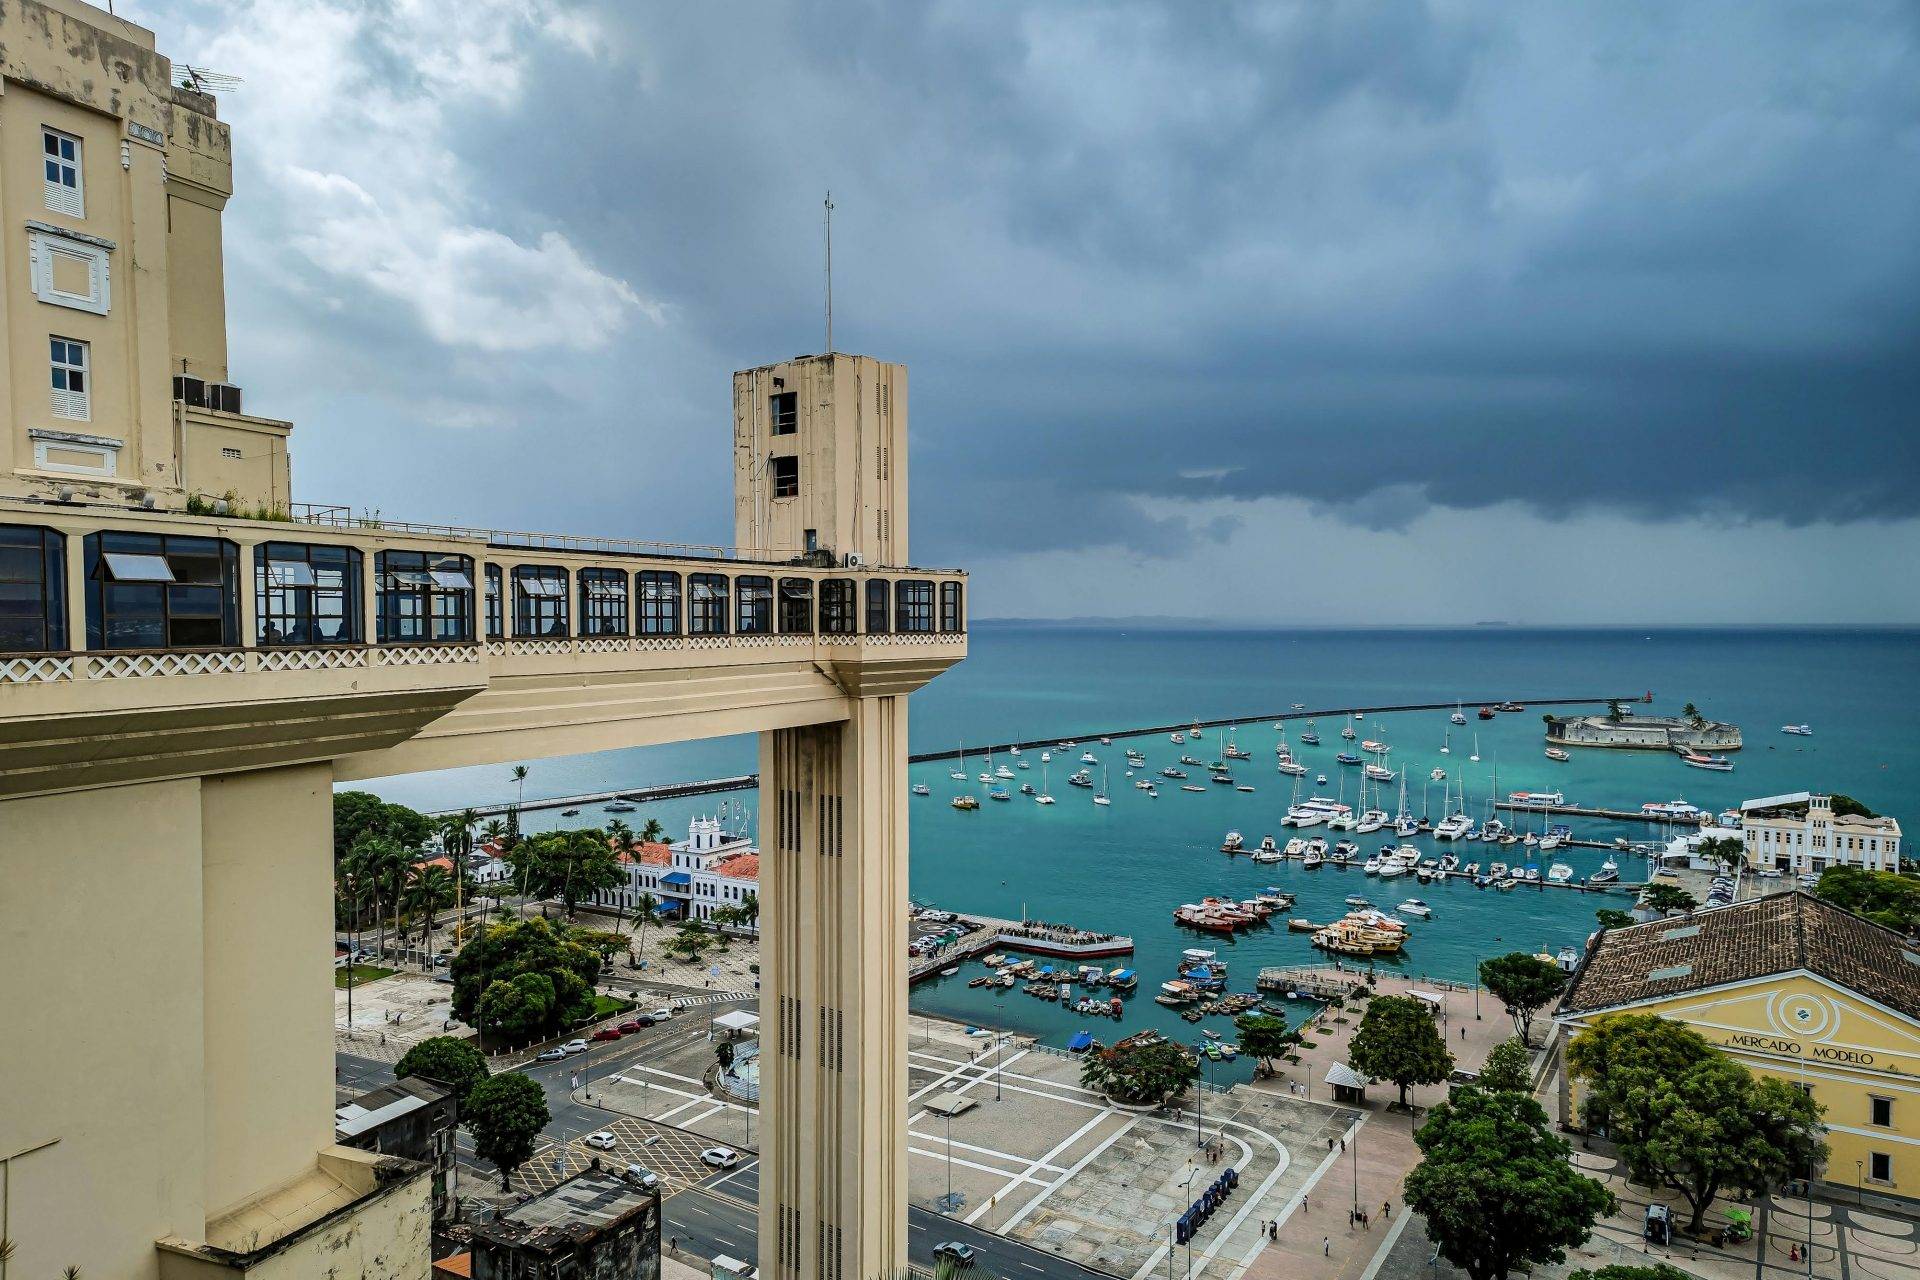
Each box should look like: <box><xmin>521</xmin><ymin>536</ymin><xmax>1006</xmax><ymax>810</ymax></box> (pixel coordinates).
<box><xmin>909</xmin><ymin>913</ymin><xmax>1134</xmax><ymax>984</ymax></box>
<box><xmin>1494</xmin><ymin>799</ymin><xmax>1709</xmax><ymax>827</ymax></box>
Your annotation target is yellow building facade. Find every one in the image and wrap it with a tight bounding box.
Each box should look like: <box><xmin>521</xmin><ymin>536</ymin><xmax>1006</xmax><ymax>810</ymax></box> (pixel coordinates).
<box><xmin>1556</xmin><ymin>893</ymin><xmax>1920</xmax><ymax>1203</ymax></box>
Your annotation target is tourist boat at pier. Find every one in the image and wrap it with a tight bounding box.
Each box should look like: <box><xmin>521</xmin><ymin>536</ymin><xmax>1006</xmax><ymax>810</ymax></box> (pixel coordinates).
<box><xmin>1589</xmin><ymin>857</ymin><xmax>1620</xmax><ymax>884</ymax></box>
<box><xmin>1678</xmin><ymin>749</ymin><xmax>1734</xmax><ymax>772</ymax></box>
<box><xmin>1221</xmin><ymin>831</ymin><xmax>1245</xmax><ymax>853</ymax></box>
<box><xmin>1781</xmin><ymin>724</ymin><xmax>1813</xmax><ymax>736</ymax></box>
<box><xmin>912</xmin><ymin>783</ymin><xmax>931</xmax><ymax>795</ymax></box>
<box><xmin>1641</xmin><ymin>799</ymin><xmax>1705</xmax><ymax>820</ymax></box>
<box><xmin>1544</xmin><ymin>747</ymin><xmax>1570</xmax><ymax>762</ymax></box>
<box><xmin>1510</xmin><ymin>790</ymin><xmax>1565</xmax><ymax>807</ymax></box>
<box><xmin>1355</xmin><ymin>807</ymin><xmax>1389</xmax><ymax>834</ymax></box>
<box><xmin>1539</xmin><ymin>824</ymin><xmax>1568</xmax><ymax>852</ymax></box>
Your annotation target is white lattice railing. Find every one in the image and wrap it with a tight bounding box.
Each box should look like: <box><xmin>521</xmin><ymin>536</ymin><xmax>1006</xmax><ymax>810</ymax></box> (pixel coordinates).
<box><xmin>0</xmin><ymin>655</ymin><xmax>74</xmax><ymax>684</ymax></box>
<box><xmin>577</xmin><ymin>636</ymin><xmax>629</xmax><ymax>654</ymax></box>
<box><xmin>85</xmin><ymin>650</ymin><xmax>248</xmax><ymax>679</ymax></box>
<box><xmin>866</xmin><ymin>633</ymin><xmax>959</xmax><ymax>646</ymax></box>
<box><xmin>634</xmin><ymin>636</ymin><xmax>686</xmax><ymax>652</ymax></box>
<box><xmin>373</xmin><ymin>645</ymin><xmax>481</xmax><ymax>667</ymax></box>
<box><xmin>507</xmin><ymin>639</ymin><xmax>572</xmax><ymax>657</ymax></box>
<box><xmin>255</xmin><ymin>647</ymin><xmax>369</xmax><ymax>672</ymax></box>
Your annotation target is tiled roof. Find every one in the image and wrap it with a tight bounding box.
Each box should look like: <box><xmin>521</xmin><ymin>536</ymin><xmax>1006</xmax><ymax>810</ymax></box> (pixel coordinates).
<box><xmin>617</xmin><ymin>842</ymin><xmax>673</xmax><ymax>867</ymax></box>
<box><xmin>714</xmin><ymin>852</ymin><xmax>759</xmax><ymax>880</ymax></box>
<box><xmin>1558</xmin><ymin>891</ymin><xmax>1920</xmax><ymax>1023</ymax></box>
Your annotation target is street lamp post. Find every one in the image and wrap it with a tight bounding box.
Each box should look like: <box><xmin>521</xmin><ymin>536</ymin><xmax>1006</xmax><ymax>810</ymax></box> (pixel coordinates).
<box><xmin>995</xmin><ymin>1032</ymin><xmax>1003</xmax><ymax>1102</ymax></box>
<box><xmin>1350</xmin><ymin>1125</ymin><xmax>1359</xmax><ymax>1221</ymax></box>
<box><xmin>1856</xmin><ymin>1160</ymin><xmax>1864</xmax><ymax>1206</ymax></box>
<box><xmin>945</xmin><ymin>1112</ymin><xmax>955</xmax><ymax>1213</ymax></box>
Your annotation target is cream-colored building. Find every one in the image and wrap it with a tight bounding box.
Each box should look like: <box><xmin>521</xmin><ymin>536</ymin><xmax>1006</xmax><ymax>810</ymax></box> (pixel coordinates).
<box><xmin>0</xmin><ymin>0</ymin><xmax>290</xmax><ymax>517</ymax></box>
<box><xmin>1743</xmin><ymin>792</ymin><xmax>1903</xmax><ymax>875</ymax></box>
<box><xmin>0</xmin><ymin>5</ymin><xmax>964</xmax><ymax>1277</ymax></box>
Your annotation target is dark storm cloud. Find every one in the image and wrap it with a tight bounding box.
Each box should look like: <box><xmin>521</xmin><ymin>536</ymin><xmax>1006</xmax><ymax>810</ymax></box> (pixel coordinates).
<box><xmin>168</xmin><ymin>0</ymin><xmax>1920</xmax><ymax>567</ymax></box>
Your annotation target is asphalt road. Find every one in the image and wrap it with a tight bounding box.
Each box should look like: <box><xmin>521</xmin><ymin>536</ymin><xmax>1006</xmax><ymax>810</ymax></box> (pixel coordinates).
<box><xmin>336</xmin><ymin>1012</ymin><xmax>1116</xmax><ymax>1280</ymax></box>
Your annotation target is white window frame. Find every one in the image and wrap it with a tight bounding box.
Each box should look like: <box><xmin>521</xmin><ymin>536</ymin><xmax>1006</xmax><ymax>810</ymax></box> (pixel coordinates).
<box><xmin>49</xmin><ymin>337</ymin><xmax>90</xmax><ymax>422</ymax></box>
<box><xmin>28</xmin><ymin>230</ymin><xmax>109</xmax><ymax>315</ymax></box>
<box><xmin>42</xmin><ymin>127</ymin><xmax>83</xmax><ymax>217</ymax></box>
<box><xmin>28</xmin><ymin>427</ymin><xmax>119</xmax><ymax>478</ymax></box>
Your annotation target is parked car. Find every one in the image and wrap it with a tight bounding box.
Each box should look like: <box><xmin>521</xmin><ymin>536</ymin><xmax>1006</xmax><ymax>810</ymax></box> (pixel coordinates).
<box><xmin>617</xmin><ymin>1019</ymin><xmax>647</xmax><ymax>1034</ymax></box>
<box><xmin>584</xmin><ymin>1131</ymin><xmax>618</xmax><ymax>1151</ymax></box>
<box><xmin>623</xmin><ymin>1164</ymin><xmax>660</xmax><ymax>1190</ymax></box>
<box><xmin>560</xmin><ymin>1039</ymin><xmax>590</xmax><ymax>1055</ymax></box>
<box><xmin>592</xmin><ymin>1027</ymin><xmax>624</xmax><ymax>1042</ymax></box>
<box><xmin>650</xmin><ymin>1008</ymin><xmax>674</xmax><ymax>1022</ymax></box>
<box><xmin>701</xmin><ymin>1146</ymin><xmax>742</xmax><ymax>1169</ymax></box>
<box><xmin>933</xmin><ymin>1242</ymin><xmax>977</xmax><ymax>1266</ymax></box>
<box><xmin>536</xmin><ymin>1048</ymin><xmax>568</xmax><ymax>1062</ymax></box>
<box><xmin>1644</xmin><ymin>1203</ymin><xmax>1672</xmax><ymax>1245</ymax></box>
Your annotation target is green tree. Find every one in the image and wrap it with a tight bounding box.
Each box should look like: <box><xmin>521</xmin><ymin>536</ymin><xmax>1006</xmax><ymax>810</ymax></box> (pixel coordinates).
<box><xmin>404</xmin><ymin>863</ymin><xmax>456</xmax><ymax>959</ymax></box>
<box><xmin>1477</xmin><ymin>1037</ymin><xmax>1532</xmax><ymax>1094</ymax></box>
<box><xmin>342</xmin><ymin>835</ymin><xmax>409</xmax><ymax>965</ymax></box>
<box><xmin>1079</xmin><ymin>1037</ymin><xmax>1201</xmax><ymax>1105</ymax></box>
<box><xmin>1568</xmin><ymin>1014</ymin><xmax>1827</xmax><ymax>1233</ymax></box>
<box><xmin>393</xmin><ymin>1035</ymin><xmax>490</xmax><ymax>1108</ymax></box>
<box><xmin>1814</xmin><ymin>865</ymin><xmax>1920</xmax><ymax>933</ymax></box>
<box><xmin>1478</xmin><ymin>953</ymin><xmax>1569</xmax><ymax>1046</ymax></box>
<box><xmin>480</xmin><ymin>971</ymin><xmax>558</xmax><ymax>1043</ymax></box>
<box><xmin>1606</xmin><ymin>699</ymin><xmax>1624</xmax><ymax>722</ymax></box>
<box><xmin>450</xmin><ymin>917</ymin><xmax>602</xmax><ymax>1040</ymax></box>
<box><xmin>1404</xmin><ymin>1086</ymin><xmax>1615</xmax><ymax>1280</ymax></box>
<box><xmin>1641</xmin><ymin>882</ymin><xmax>1697</xmax><ymax>914</ymax></box>
<box><xmin>1828</xmin><ymin>794</ymin><xmax>1876</xmax><ymax>819</ymax></box>
<box><xmin>1570</xmin><ymin>1266</ymin><xmax>1696</xmax><ymax>1280</ymax></box>
<box><xmin>632</xmin><ymin>890</ymin><xmax>661</xmax><ymax>957</ymax></box>
<box><xmin>1595</xmin><ymin>908</ymin><xmax>1636</xmax><ymax>931</ymax></box>
<box><xmin>1232</xmin><ymin>1012</ymin><xmax>1295</xmax><ymax>1074</ymax></box>
<box><xmin>740</xmin><ymin>890</ymin><xmax>760</xmax><ymax>938</ymax></box>
<box><xmin>465</xmin><ymin>1073</ymin><xmax>549</xmax><ymax>1190</ymax></box>
<box><xmin>1681</xmin><ymin>702</ymin><xmax>1702</xmax><ymax>727</ymax></box>
<box><xmin>333</xmin><ymin>790</ymin><xmax>430</xmax><ymax>860</ymax></box>
<box><xmin>1348</xmin><ymin>995</ymin><xmax>1454</xmax><ymax>1108</ymax></box>
<box><xmin>670</xmin><ymin>917</ymin><xmax>714</xmax><ymax>958</ymax></box>
<box><xmin>638</xmin><ymin>817</ymin><xmax>666</xmax><ymax>845</ymax></box>
<box><xmin>507</xmin><ymin>828</ymin><xmax>624</xmax><ymax>918</ymax></box>
<box><xmin>1695</xmin><ymin>835</ymin><xmax>1744</xmax><ymax>867</ymax></box>
<box><xmin>479</xmin><ymin>817</ymin><xmax>507</xmax><ymax>846</ymax></box>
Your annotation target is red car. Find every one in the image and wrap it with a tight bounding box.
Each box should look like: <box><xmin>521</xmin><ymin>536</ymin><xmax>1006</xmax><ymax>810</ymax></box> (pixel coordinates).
<box><xmin>591</xmin><ymin>1027</ymin><xmax>624</xmax><ymax>1042</ymax></box>
<box><xmin>617</xmin><ymin>1019</ymin><xmax>646</xmax><ymax>1035</ymax></box>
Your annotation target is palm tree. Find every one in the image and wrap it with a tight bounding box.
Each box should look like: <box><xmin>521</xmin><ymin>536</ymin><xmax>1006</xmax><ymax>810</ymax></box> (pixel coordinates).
<box><xmin>345</xmin><ymin>836</ymin><xmax>407</xmax><ymax>966</ymax></box>
<box><xmin>606</xmin><ymin>818</ymin><xmax>633</xmax><ymax>852</ymax></box>
<box><xmin>508</xmin><ymin>765</ymin><xmax>530</xmax><ymax>839</ymax></box>
<box><xmin>1682</xmin><ymin>701</ymin><xmax>1705</xmax><ymax>728</ymax></box>
<box><xmin>638</xmin><ymin>817</ymin><xmax>666</xmax><ymax>846</ymax></box>
<box><xmin>632</xmin><ymin>891</ymin><xmax>660</xmax><ymax>962</ymax></box>
<box><xmin>480</xmin><ymin>817</ymin><xmax>507</xmax><ymax>846</ymax></box>
<box><xmin>405</xmin><ymin>864</ymin><xmax>456</xmax><ymax>960</ymax></box>
<box><xmin>740</xmin><ymin>890</ymin><xmax>760</xmax><ymax>938</ymax></box>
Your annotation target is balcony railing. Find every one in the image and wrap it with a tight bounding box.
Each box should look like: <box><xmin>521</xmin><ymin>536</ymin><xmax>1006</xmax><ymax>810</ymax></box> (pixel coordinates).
<box><xmin>0</xmin><ymin>642</ymin><xmax>484</xmax><ymax>685</ymax></box>
<box><xmin>289</xmin><ymin>503</ymin><xmax>767</xmax><ymax>563</ymax></box>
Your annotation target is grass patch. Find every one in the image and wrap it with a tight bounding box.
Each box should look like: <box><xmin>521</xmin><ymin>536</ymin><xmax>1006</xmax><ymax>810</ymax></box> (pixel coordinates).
<box><xmin>335</xmin><ymin>964</ymin><xmax>395</xmax><ymax>988</ymax></box>
<box><xmin>591</xmin><ymin>993</ymin><xmax>635</xmax><ymax>1019</ymax></box>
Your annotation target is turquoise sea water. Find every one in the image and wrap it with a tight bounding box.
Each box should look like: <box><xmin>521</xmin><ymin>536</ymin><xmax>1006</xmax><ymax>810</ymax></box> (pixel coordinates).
<box><xmin>364</xmin><ymin>626</ymin><xmax>1920</xmax><ymax>1076</ymax></box>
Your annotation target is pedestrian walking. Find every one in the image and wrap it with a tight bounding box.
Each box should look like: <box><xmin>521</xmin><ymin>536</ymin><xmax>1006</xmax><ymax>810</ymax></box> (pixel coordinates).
<box><xmin>1327</xmin><ymin>1137</ymin><xmax>1335</xmax><ymax>1152</ymax></box>
<box><xmin>1382</xmin><ymin>1199</ymin><xmax>1392</xmax><ymax>1219</ymax></box>
<box><xmin>1303</xmin><ymin>1193</ymin><xmax>1309</xmax><ymax>1213</ymax></box>
<box><xmin>1324</xmin><ymin>1236</ymin><xmax>1331</xmax><ymax>1257</ymax></box>
<box><xmin>1340</xmin><ymin>1136</ymin><xmax>1346</xmax><ymax>1152</ymax></box>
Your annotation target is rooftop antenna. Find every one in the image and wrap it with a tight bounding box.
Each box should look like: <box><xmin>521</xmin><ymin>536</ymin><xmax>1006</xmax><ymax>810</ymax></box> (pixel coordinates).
<box><xmin>177</xmin><ymin>64</ymin><xmax>243</xmax><ymax>94</ymax></box>
<box><xmin>823</xmin><ymin>190</ymin><xmax>835</xmax><ymax>354</ymax></box>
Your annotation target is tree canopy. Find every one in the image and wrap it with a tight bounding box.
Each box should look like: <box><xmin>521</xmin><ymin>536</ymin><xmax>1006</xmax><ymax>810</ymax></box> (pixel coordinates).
<box><xmin>1477</xmin><ymin>1037</ymin><xmax>1533</xmax><ymax>1094</ymax></box>
<box><xmin>450</xmin><ymin>917</ymin><xmax>602</xmax><ymax>1042</ymax></box>
<box><xmin>1571</xmin><ymin>1266</ymin><xmax>1697</xmax><ymax>1280</ymax></box>
<box><xmin>1641</xmin><ymin>883</ymin><xmax>1697</xmax><ymax>914</ymax></box>
<box><xmin>393</xmin><ymin>1036</ymin><xmax>490</xmax><ymax>1108</ymax></box>
<box><xmin>1595</xmin><ymin>908</ymin><xmax>1637</xmax><ymax>931</ymax></box>
<box><xmin>1567</xmin><ymin>1014</ymin><xmax>1826</xmax><ymax>1232</ymax></box>
<box><xmin>506</xmin><ymin>827</ymin><xmax>625</xmax><ymax>917</ymax></box>
<box><xmin>1348</xmin><ymin>995</ymin><xmax>1454</xmax><ymax>1108</ymax></box>
<box><xmin>1080</xmin><ymin>1036</ymin><xmax>1200</xmax><ymax>1106</ymax></box>
<box><xmin>1828</xmin><ymin>794</ymin><xmax>1876</xmax><ymax>819</ymax></box>
<box><xmin>1478</xmin><ymin>952</ymin><xmax>1569</xmax><ymax>1046</ymax></box>
<box><xmin>333</xmin><ymin>790</ymin><xmax>431</xmax><ymax>860</ymax></box>
<box><xmin>1814</xmin><ymin>865</ymin><xmax>1920</xmax><ymax>934</ymax></box>
<box><xmin>465</xmin><ymin>1073</ymin><xmax>550</xmax><ymax>1191</ymax></box>
<box><xmin>1233</xmin><ymin>1013</ymin><xmax>1295</xmax><ymax>1073</ymax></box>
<box><xmin>1404</xmin><ymin>1086</ymin><xmax>1615</xmax><ymax>1280</ymax></box>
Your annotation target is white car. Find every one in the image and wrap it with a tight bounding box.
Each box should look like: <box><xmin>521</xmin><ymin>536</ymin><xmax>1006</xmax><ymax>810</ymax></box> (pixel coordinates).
<box><xmin>650</xmin><ymin>1008</ymin><xmax>674</xmax><ymax>1022</ymax></box>
<box><xmin>536</xmin><ymin>1048</ymin><xmax>567</xmax><ymax>1062</ymax></box>
<box><xmin>623</xmin><ymin>1164</ymin><xmax>660</xmax><ymax>1190</ymax></box>
<box><xmin>560</xmin><ymin>1039</ymin><xmax>590</xmax><ymax>1055</ymax></box>
<box><xmin>584</xmin><ymin>1131</ymin><xmax>618</xmax><ymax>1151</ymax></box>
<box><xmin>701</xmin><ymin>1146</ymin><xmax>742</xmax><ymax>1169</ymax></box>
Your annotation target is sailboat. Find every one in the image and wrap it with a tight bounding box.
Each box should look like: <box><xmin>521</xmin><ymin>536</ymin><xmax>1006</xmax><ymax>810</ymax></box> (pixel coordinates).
<box><xmin>1094</xmin><ymin>765</ymin><xmax>1112</xmax><ymax>806</ymax></box>
<box><xmin>1440</xmin><ymin>728</ymin><xmax>1451</xmax><ymax>756</ymax></box>
<box><xmin>1469</xmin><ymin>734</ymin><xmax>1480</xmax><ymax>764</ymax></box>
<box><xmin>979</xmin><ymin>745</ymin><xmax>996</xmax><ymax>784</ymax></box>
<box><xmin>1034</xmin><ymin>758</ymin><xmax>1055</xmax><ymax>805</ymax></box>
<box><xmin>1341</xmin><ymin>722</ymin><xmax>1357</xmax><ymax>740</ymax></box>
<box><xmin>1451</xmin><ymin>702</ymin><xmax>1467</xmax><ymax>726</ymax></box>
<box><xmin>950</xmin><ymin>741</ymin><xmax>968</xmax><ymax>782</ymax></box>
<box><xmin>1299</xmin><ymin>719</ymin><xmax>1321</xmax><ymax>745</ymax></box>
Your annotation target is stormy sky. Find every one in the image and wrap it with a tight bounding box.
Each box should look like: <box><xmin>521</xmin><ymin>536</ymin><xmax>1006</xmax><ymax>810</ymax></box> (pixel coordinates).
<box><xmin>135</xmin><ymin>1</ymin><xmax>1920</xmax><ymax>624</ymax></box>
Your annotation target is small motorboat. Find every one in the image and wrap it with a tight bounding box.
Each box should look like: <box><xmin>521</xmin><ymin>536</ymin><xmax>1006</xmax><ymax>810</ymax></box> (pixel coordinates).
<box><xmin>912</xmin><ymin>783</ymin><xmax>931</xmax><ymax>795</ymax></box>
<box><xmin>1781</xmin><ymin>724</ymin><xmax>1813</xmax><ymax>736</ymax></box>
<box><xmin>1398</xmin><ymin>899</ymin><xmax>1432</xmax><ymax>918</ymax></box>
<box><xmin>1315</xmin><ymin>774</ymin><xmax>1330</xmax><ymax>787</ymax></box>
<box><xmin>952</xmin><ymin>795</ymin><xmax>980</xmax><ymax>810</ymax></box>
<box><xmin>1181</xmin><ymin>784</ymin><xmax>1207</xmax><ymax>793</ymax></box>
<box><xmin>941</xmin><ymin>967</ymin><xmax>959</xmax><ymax>977</ymax></box>
<box><xmin>1021</xmin><ymin>783</ymin><xmax>1036</xmax><ymax>795</ymax></box>
<box><xmin>1544</xmin><ymin>747</ymin><xmax>1570</xmax><ymax>762</ymax></box>
<box><xmin>988</xmin><ymin>788</ymin><xmax>1011</xmax><ymax>802</ymax></box>
<box><xmin>561</xmin><ymin>808</ymin><xmax>581</xmax><ymax>817</ymax></box>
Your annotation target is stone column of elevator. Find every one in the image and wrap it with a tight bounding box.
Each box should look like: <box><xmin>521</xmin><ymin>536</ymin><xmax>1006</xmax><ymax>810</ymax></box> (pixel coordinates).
<box><xmin>734</xmin><ymin>354</ymin><xmax>915</xmax><ymax>1280</ymax></box>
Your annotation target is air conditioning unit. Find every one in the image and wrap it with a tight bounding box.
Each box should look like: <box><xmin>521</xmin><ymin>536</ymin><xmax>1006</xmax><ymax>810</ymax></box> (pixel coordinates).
<box><xmin>844</xmin><ymin>552</ymin><xmax>866</xmax><ymax>568</ymax></box>
<box><xmin>206</xmin><ymin>383</ymin><xmax>244</xmax><ymax>414</ymax></box>
<box><xmin>172</xmin><ymin>375</ymin><xmax>207</xmax><ymax>407</ymax></box>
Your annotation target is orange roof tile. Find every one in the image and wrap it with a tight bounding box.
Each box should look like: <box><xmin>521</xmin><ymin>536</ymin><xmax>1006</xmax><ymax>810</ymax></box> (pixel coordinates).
<box><xmin>432</xmin><ymin>1255</ymin><xmax>472</xmax><ymax>1278</ymax></box>
<box><xmin>715</xmin><ymin>853</ymin><xmax>759</xmax><ymax>879</ymax></box>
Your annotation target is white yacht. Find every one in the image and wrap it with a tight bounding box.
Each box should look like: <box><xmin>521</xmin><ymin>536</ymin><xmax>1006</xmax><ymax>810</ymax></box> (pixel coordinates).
<box><xmin>1276</xmin><ymin>757</ymin><xmax>1308</xmax><ymax>776</ymax></box>
<box><xmin>1398</xmin><ymin>899</ymin><xmax>1432</xmax><ymax>918</ymax></box>
<box><xmin>1589</xmin><ymin>857</ymin><xmax>1620</xmax><ymax>884</ymax></box>
<box><xmin>1781</xmin><ymin>724</ymin><xmax>1813</xmax><ymax>737</ymax></box>
<box><xmin>1430</xmin><ymin>766</ymin><xmax>1446</xmax><ymax>782</ymax></box>
<box><xmin>1546</xmin><ymin>862</ymin><xmax>1574</xmax><ymax>884</ymax></box>
<box><xmin>1362</xmin><ymin>854</ymin><xmax>1383</xmax><ymax>874</ymax></box>
<box><xmin>1434</xmin><ymin>813</ymin><xmax>1473</xmax><ymax>841</ymax></box>
<box><xmin>1283</xmin><ymin>804</ymin><xmax>1325</xmax><ymax>828</ymax></box>
<box><xmin>1364</xmin><ymin>763</ymin><xmax>1395</xmax><ymax>783</ymax></box>
<box><xmin>1355</xmin><ymin>808</ymin><xmax>1390</xmax><ymax>834</ymax></box>
<box><xmin>1450</xmin><ymin>704</ymin><xmax>1468</xmax><ymax>725</ymax></box>
<box><xmin>1283</xmin><ymin>837</ymin><xmax>1308</xmax><ymax>858</ymax></box>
